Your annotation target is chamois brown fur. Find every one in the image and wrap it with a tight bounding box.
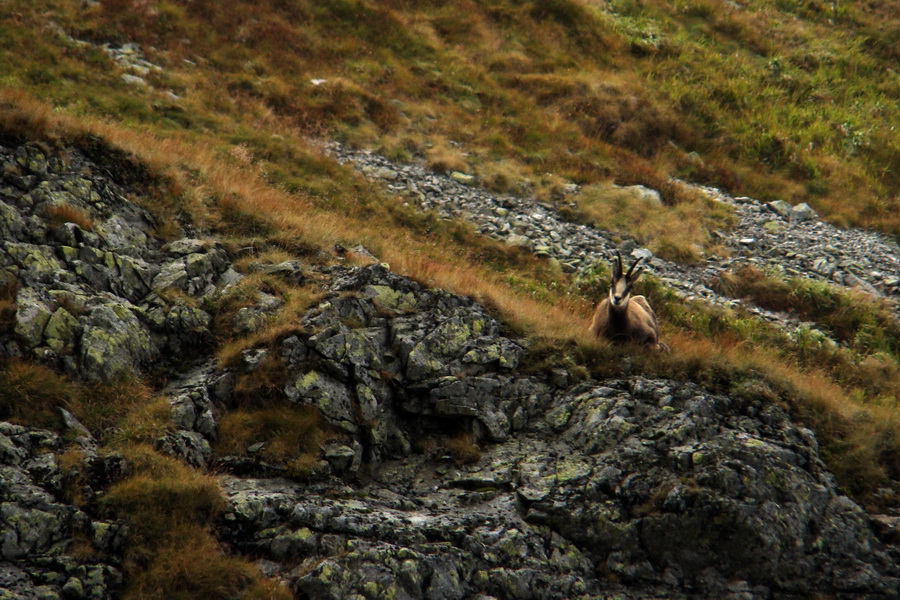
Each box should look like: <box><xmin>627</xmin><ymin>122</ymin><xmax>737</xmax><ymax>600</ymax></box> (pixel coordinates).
<box><xmin>589</xmin><ymin>252</ymin><xmax>666</xmax><ymax>350</ymax></box>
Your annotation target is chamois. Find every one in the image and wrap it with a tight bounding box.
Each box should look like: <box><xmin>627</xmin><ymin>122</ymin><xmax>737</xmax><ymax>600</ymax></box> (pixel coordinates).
<box><xmin>589</xmin><ymin>251</ymin><xmax>667</xmax><ymax>351</ymax></box>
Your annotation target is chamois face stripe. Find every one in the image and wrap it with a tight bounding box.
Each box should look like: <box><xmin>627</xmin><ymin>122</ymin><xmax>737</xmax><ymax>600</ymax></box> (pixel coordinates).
<box><xmin>611</xmin><ymin>278</ymin><xmax>631</xmax><ymax>305</ymax></box>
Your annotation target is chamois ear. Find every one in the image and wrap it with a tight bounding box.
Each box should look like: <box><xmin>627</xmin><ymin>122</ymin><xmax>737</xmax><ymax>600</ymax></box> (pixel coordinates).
<box><xmin>613</xmin><ymin>250</ymin><xmax>623</xmax><ymax>279</ymax></box>
<box><xmin>629</xmin><ymin>267</ymin><xmax>644</xmax><ymax>284</ymax></box>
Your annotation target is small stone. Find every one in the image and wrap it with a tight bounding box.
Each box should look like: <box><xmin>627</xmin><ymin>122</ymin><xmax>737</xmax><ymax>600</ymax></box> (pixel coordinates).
<box><xmin>631</xmin><ymin>248</ymin><xmax>653</xmax><ymax>261</ymax></box>
<box><xmin>505</xmin><ymin>233</ymin><xmax>532</xmax><ymax>251</ymax></box>
<box><xmin>450</xmin><ymin>171</ymin><xmax>476</xmax><ymax>185</ymax></box>
<box><xmin>61</xmin><ymin>577</ymin><xmax>84</xmax><ymax>599</ymax></box>
<box><xmin>790</xmin><ymin>202</ymin><xmax>818</xmax><ymax>221</ymax></box>
<box><xmin>766</xmin><ymin>200</ymin><xmax>792</xmax><ymax>217</ymax></box>
<box><xmin>120</xmin><ymin>73</ymin><xmax>148</xmax><ymax>87</ymax></box>
<box><xmin>322</xmin><ymin>443</ymin><xmax>357</xmax><ymax>474</ymax></box>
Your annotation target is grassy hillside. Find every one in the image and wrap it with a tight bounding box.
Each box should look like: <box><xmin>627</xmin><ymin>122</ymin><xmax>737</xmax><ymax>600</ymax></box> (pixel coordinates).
<box><xmin>1</xmin><ymin>1</ymin><xmax>899</xmax><ymax>597</ymax></box>
<box><xmin>2</xmin><ymin>0</ymin><xmax>899</xmax><ymax>237</ymax></box>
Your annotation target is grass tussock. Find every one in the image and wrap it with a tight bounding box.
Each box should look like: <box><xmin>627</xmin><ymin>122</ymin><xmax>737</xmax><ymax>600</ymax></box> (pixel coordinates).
<box><xmin>425</xmin><ymin>141</ymin><xmax>470</xmax><ymax>175</ymax></box>
<box><xmin>107</xmin><ymin>395</ymin><xmax>175</xmax><ymax>448</ymax></box>
<box><xmin>101</xmin><ymin>446</ymin><xmax>266</xmax><ymax>599</ymax></box>
<box><xmin>445</xmin><ymin>431</ymin><xmax>482</xmax><ymax>466</ymax></box>
<box><xmin>571</xmin><ymin>182</ymin><xmax>735</xmax><ymax>263</ymax></box>
<box><xmin>215</xmin><ymin>405</ymin><xmax>327</xmax><ymax>465</ymax></box>
<box><xmin>0</xmin><ymin>359</ymin><xmax>81</xmax><ymax>430</ymax></box>
<box><xmin>715</xmin><ymin>266</ymin><xmax>900</xmax><ymax>356</ymax></box>
<box><xmin>124</xmin><ymin>524</ymin><xmax>256</xmax><ymax>600</ymax></box>
<box><xmin>102</xmin><ymin>447</ymin><xmax>226</xmax><ymax>545</ymax></box>
<box><xmin>44</xmin><ymin>203</ymin><xmax>95</xmax><ymax>231</ymax></box>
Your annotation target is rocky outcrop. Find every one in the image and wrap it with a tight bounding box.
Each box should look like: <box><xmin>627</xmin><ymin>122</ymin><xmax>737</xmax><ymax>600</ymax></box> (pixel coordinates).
<box><xmin>0</xmin><ymin>142</ymin><xmax>238</xmax><ymax>382</ymax></box>
<box><xmin>207</xmin><ymin>263</ymin><xmax>899</xmax><ymax>600</ymax></box>
<box><xmin>2</xmin><ymin>139</ymin><xmax>898</xmax><ymax>600</ymax></box>
<box><xmin>0</xmin><ymin>422</ymin><xmax>125</xmax><ymax>600</ymax></box>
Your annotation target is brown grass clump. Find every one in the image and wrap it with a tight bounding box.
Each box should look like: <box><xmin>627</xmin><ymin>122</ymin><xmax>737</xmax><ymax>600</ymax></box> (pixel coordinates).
<box><xmin>229</xmin><ymin>354</ymin><xmax>292</xmax><ymax>408</ymax></box>
<box><xmin>124</xmin><ymin>524</ymin><xmax>256</xmax><ymax>600</ymax></box>
<box><xmin>107</xmin><ymin>395</ymin><xmax>175</xmax><ymax>447</ymax></box>
<box><xmin>571</xmin><ymin>182</ymin><xmax>734</xmax><ymax>263</ymax></box>
<box><xmin>100</xmin><ymin>446</ymin><xmax>262</xmax><ymax>600</ymax></box>
<box><xmin>44</xmin><ymin>203</ymin><xmax>95</xmax><ymax>231</ymax></box>
<box><xmin>0</xmin><ymin>359</ymin><xmax>81</xmax><ymax>430</ymax></box>
<box><xmin>445</xmin><ymin>431</ymin><xmax>482</xmax><ymax>466</ymax></box>
<box><xmin>102</xmin><ymin>447</ymin><xmax>227</xmax><ymax>543</ymax></box>
<box><xmin>216</xmin><ymin>405</ymin><xmax>326</xmax><ymax>465</ymax></box>
<box><xmin>425</xmin><ymin>142</ymin><xmax>469</xmax><ymax>174</ymax></box>
<box><xmin>79</xmin><ymin>377</ymin><xmax>157</xmax><ymax>439</ymax></box>
<box><xmin>0</xmin><ymin>276</ymin><xmax>17</xmax><ymax>333</ymax></box>
<box><xmin>478</xmin><ymin>159</ymin><xmax>530</xmax><ymax>194</ymax></box>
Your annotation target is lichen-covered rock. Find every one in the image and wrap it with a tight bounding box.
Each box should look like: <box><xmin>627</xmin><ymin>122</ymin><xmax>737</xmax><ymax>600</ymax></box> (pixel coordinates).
<box><xmin>0</xmin><ymin>423</ymin><xmax>123</xmax><ymax>599</ymax></box>
<box><xmin>78</xmin><ymin>302</ymin><xmax>155</xmax><ymax>383</ymax></box>
<box><xmin>214</xmin><ymin>265</ymin><xmax>899</xmax><ymax>600</ymax></box>
<box><xmin>13</xmin><ymin>287</ymin><xmax>53</xmax><ymax>349</ymax></box>
<box><xmin>155</xmin><ymin>430</ymin><xmax>211</xmax><ymax>468</ymax></box>
<box><xmin>42</xmin><ymin>308</ymin><xmax>80</xmax><ymax>355</ymax></box>
<box><xmin>279</xmin><ymin>264</ymin><xmax>529</xmax><ymax>457</ymax></box>
<box><xmin>1</xmin><ymin>141</ymin><xmax>232</xmax><ymax>383</ymax></box>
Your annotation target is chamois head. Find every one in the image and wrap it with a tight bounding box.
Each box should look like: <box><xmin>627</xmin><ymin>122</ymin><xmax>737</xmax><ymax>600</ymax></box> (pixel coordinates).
<box><xmin>609</xmin><ymin>251</ymin><xmax>644</xmax><ymax>308</ymax></box>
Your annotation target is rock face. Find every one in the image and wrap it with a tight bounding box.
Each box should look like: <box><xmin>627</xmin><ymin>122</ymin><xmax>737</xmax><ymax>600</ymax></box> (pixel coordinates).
<box><xmin>0</xmin><ymin>422</ymin><xmax>124</xmax><ymax>599</ymax></box>
<box><xmin>2</xmin><ymin>140</ymin><xmax>899</xmax><ymax>600</ymax></box>
<box><xmin>0</xmin><ymin>142</ymin><xmax>237</xmax><ymax>382</ymax></box>
<box><xmin>213</xmin><ymin>264</ymin><xmax>899</xmax><ymax>600</ymax></box>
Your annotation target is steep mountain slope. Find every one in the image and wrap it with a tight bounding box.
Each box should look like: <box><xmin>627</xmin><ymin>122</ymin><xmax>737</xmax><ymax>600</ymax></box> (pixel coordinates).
<box><xmin>1</xmin><ymin>138</ymin><xmax>898</xmax><ymax>599</ymax></box>
<box><xmin>1</xmin><ymin>0</ymin><xmax>899</xmax><ymax>598</ymax></box>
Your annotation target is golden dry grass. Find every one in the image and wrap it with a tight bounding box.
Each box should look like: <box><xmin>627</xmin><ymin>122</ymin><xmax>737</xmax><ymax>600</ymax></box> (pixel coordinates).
<box><xmin>445</xmin><ymin>431</ymin><xmax>482</xmax><ymax>466</ymax></box>
<box><xmin>44</xmin><ymin>203</ymin><xmax>95</xmax><ymax>231</ymax></box>
<box><xmin>0</xmin><ymin>359</ymin><xmax>81</xmax><ymax>430</ymax></box>
<box><xmin>216</xmin><ymin>405</ymin><xmax>325</xmax><ymax>464</ymax></box>
<box><xmin>573</xmin><ymin>182</ymin><xmax>735</xmax><ymax>263</ymax></box>
<box><xmin>124</xmin><ymin>523</ymin><xmax>256</xmax><ymax>600</ymax></box>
